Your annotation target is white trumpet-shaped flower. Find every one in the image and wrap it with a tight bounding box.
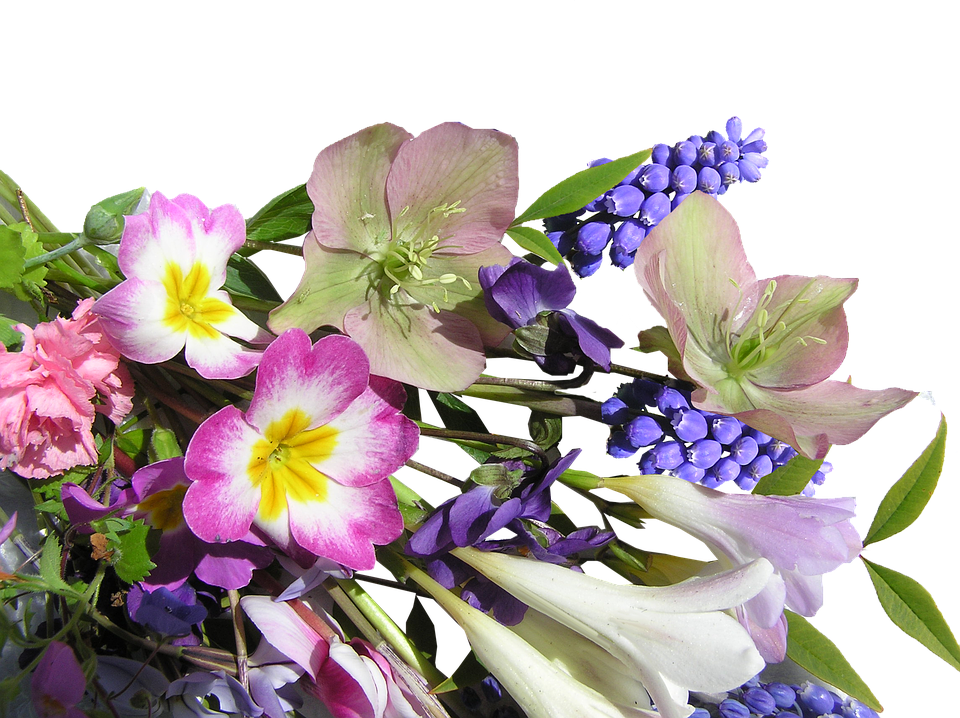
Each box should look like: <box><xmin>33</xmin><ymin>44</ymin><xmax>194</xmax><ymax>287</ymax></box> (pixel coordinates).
<box><xmin>412</xmin><ymin>564</ymin><xmax>659</xmax><ymax>718</ymax></box>
<box><xmin>452</xmin><ymin>547</ymin><xmax>772</xmax><ymax>718</ymax></box>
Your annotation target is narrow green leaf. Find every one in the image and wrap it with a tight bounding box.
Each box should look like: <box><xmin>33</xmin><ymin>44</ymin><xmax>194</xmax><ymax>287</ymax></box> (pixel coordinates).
<box><xmin>428</xmin><ymin>392</ymin><xmax>488</xmax><ymax>434</ymax></box>
<box><xmin>405</xmin><ymin>597</ymin><xmax>437</xmax><ymax>660</ymax></box>
<box><xmin>245</xmin><ymin>184</ymin><xmax>312</xmax><ymax>243</ymax></box>
<box><xmin>504</xmin><ymin>226</ymin><xmax>564</xmax><ymax>265</ymax></box>
<box><xmin>512</xmin><ymin>149</ymin><xmax>652</xmax><ymax>226</ymax></box>
<box><xmin>785</xmin><ymin>610</ymin><xmax>882</xmax><ymax>710</ymax></box>
<box><xmin>863</xmin><ymin>557</ymin><xmax>960</xmax><ymax>671</ymax></box>
<box><xmin>224</xmin><ymin>255</ymin><xmax>282</xmax><ymax>302</ymax></box>
<box><xmin>753</xmin><ymin>454</ymin><xmax>823</xmax><ymax>496</ymax></box>
<box><xmin>864</xmin><ymin>415</ymin><xmax>947</xmax><ymax>546</ymax></box>
<box><xmin>605</xmin><ymin>540</ymin><xmax>649</xmax><ymax>572</ymax></box>
<box><xmin>431</xmin><ymin>650</ymin><xmax>488</xmax><ymax>694</ymax></box>
<box><xmin>39</xmin><ymin>535</ymin><xmax>70</xmax><ymax>592</ymax></box>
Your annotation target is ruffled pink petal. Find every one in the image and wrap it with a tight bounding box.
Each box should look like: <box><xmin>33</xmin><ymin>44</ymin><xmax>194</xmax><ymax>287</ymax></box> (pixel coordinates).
<box><xmin>319</xmin><ymin>378</ymin><xmax>419</xmax><ymax>487</ymax></box>
<box><xmin>182</xmin><ymin>406</ymin><xmax>265</xmax><ymax>543</ymax></box>
<box><xmin>245</xmin><ymin>331</ymin><xmax>369</xmax><ymax>432</ymax></box>
<box><xmin>386</xmin><ymin>123</ymin><xmax>519</xmax><ymax>255</ymax></box>
<box><xmin>308</xmin><ymin>123</ymin><xmax>412</xmax><ymax>253</ymax></box>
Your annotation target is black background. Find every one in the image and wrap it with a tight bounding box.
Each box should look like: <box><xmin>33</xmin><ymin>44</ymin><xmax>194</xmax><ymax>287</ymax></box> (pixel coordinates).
<box><xmin>7</xmin><ymin>100</ymin><xmax>960</xmax><ymax>715</ymax></box>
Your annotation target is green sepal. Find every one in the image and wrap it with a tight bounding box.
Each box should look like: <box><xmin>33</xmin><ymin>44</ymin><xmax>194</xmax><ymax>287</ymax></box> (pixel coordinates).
<box><xmin>115</xmin><ymin>428</ymin><xmax>148</xmax><ymax>462</ymax></box>
<box><xmin>431</xmin><ymin>650</ymin><xmax>488</xmax><ymax>694</ymax></box>
<box><xmin>504</xmin><ymin>226</ymin><xmax>564</xmax><ymax>265</ymax></box>
<box><xmin>405</xmin><ymin>597</ymin><xmax>437</xmax><ymax>660</ymax></box>
<box><xmin>753</xmin><ymin>453</ymin><xmax>823</xmax><ymax>496</ymax></box>
<box><xmin>467</xmin><ymin>464</ymin><xmax>524</xmax><ymax>498</ymax></box>
<box><xmin>511</xmin><ymin>149</ymin><xmax>652</xmax><ymax>226</ymax></box>
<box><xmin>862</xmin><ymin>557</ymin><xmax>960</xmax><ymax>671</ymax></box>
<box><xmin>224</xmin><ymin>254</ymin><xmax>282</xmax><ymax>302</ymax></box>
<box><xmin>634</xmin><ymin>325</ymin><xmax>695</xmax><ymax>384</ymax></box>
<box><xmin>149</xmin><ymin>426</ymin><xmax>184</xmax><ymax>462</ymax></box>
<box><xmin>528</xmin><ymin>410</ymin><xmax>562</xmax><ymax>450</ymax></box>
<box><xmin>244</xmin><ymin>184</ymin><xmax>312</xmax><ymax>244</ymax></box>
<box><xmin>605</xmin><ymin>502</ymin><xmax>647</xmax><ymax>529</ymax></box>
<box><xmin>604</xmin><ymin>539</ymin><xmax>649</xmax><ymax>573</ymax></box>
<box><xmin>784</xmin><ymin>610</ymin><xmax>882</xmax><ymax>710</ymax></box>
<box><xmin>83</xmin><ymin>187</ymin><xmax>146</xmax><ymax>243</ymax></box>
<box><xmin>864</xmin><ymin>414</ymin><xmax>946</xmax><ymax>546</ymax></box>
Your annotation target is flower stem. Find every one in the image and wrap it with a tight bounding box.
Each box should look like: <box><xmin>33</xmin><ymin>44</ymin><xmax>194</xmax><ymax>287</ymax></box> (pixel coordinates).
<box><xmin>23</xmin><ymin>235</ymin><xmax>91</xmax><ymax>270</ymax></box>
<box><xmin>405</xmin><ymin>459</ymin><xmax>464</xmax><ymax>488</ymax></box>
<box><xmin>418</xmin><ymin>425</ymin><xmax>550</xmax><ymax>468</ymax></box>
<box><xmin>458</xmin><ymin>383</ymin><xmax>601</xmax><ymax>421</ymax></box>
<box><xmin>228</xmin><ymin>589</ymin><xmax>249</xmax><ymax>691</ymax></box>
<box><xmin>241</xmin><ymin>238</ymin><xmax>303</xmax><ymax>256</ymax></box>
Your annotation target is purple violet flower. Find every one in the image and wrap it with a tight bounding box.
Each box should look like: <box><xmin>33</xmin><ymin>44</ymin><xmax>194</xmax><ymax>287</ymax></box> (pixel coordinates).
<box><xmin>127</xmin><ymin>583</ymin><xmax>207</xmax><ymax>640</ymax></box>
<box><xmin>479</xmin><ymin>258</ymin><xmax>623</xmax><ymax>374</ymax></box>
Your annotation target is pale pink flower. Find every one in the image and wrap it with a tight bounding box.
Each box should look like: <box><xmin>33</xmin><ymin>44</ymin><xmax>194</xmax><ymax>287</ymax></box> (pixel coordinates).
<box><xmin>0</xmin><ymin>299</ymin><xmax>133</xmax><ymax>479</ymax></box>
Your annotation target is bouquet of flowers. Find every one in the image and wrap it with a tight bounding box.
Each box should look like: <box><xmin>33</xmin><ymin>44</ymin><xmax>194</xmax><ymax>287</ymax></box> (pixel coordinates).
<box><xmin>0</xmin><ymin>117</ymin><xmax>953</xmax><ymax>718</ymax></box>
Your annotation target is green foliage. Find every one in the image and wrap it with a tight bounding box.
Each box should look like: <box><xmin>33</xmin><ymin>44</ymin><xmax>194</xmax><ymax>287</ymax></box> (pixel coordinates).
<box><xmin>528</xmin><ymin>410</ymin><xmax>562</xmax><ymax>450</ymax></box>
<box><xmin>83</xmin><ymin>187</ymin><xmax>145</xmax><ymax>242</ymax></box>
<box><xmin>504</xmin><ymin>226</ymin><xmax>564</xmax><ymax>265</ymax></box>
<box><xmin>863</xmin><ymin>558</ymin><xmax>960</xmax><ymax>671</ymax></box>
<box><xmin>428</xmin><ymin>392</ymin><xmax>491</xmax><ymax>463</ymax></box>
<box><xmin>0</xmin><ymin>314</ymin><xmax>23</xmax><ymax>349</ymax></box>
<box><xmin>244</xmin><ymin>184</ymin><xmax>313</xmax><ymax>243</ymax></box>
<box><xmin>93</xmin><ymin>517</ymin><xmax>156</xmax><ymax>584</ymax></box>
<box><xmin>431</xmin><ymin>650</ymin><xmax>488</xmax><ymax>694</ymax></box>
<box><xmin>149</xmin><ymin>426</ymin><xmax>184</xmax><ymax>461</ymax></box>
<box><xmin>0</xmin><ymin>223</ymin><xmax>47</xmax><ymax>301</ymax></box>
<box><xmin>405</xmin><ymin>597</ymin><xmax>437</xmax><ymax>660</ymax></box>
<box><xmin>785</xmin><ymin>610</ymin><xmax>882</xmax><ymax>710</ymax></box>
<box><xmin>864</xmin><ymin>415</ymin><xmax>946</xmax><ymax>546</ymax></box>
<box><xmin>224</xmin><ymin>254</ymin><xmax>282</xmax><ymax>302</ymax></box>
<box><xmin>752</xmin><ymin>454</ymin><xmax>823</xmax><ymax>496</ymax></box>
<box><xmin>605</xmin><ymin>539</ymin><xmax>649</xmax><ymax>573</ymax></box>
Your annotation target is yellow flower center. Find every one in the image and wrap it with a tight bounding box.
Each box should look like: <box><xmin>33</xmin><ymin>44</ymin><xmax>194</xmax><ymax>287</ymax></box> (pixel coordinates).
<box><xmin>137</xmin><ymin>484</ymin><xmax>188</xmax><ymax>531</ymax></box>
<box><xmin>161</xmin><ymin>261</ymin><xmax>236</xmax><ymax>339</ymax></box>
<box><xmin>246</xmin><ymin>409</ymin><xmax>338</xmax><ymax>521</ymax></box>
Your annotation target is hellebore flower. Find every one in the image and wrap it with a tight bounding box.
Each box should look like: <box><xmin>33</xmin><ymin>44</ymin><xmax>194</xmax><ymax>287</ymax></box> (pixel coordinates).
<box><xmin>453</xmin><ymin>546</ymin><xmax>771</xmax><ymax>718</ymax></box>
<box><xmin>602</xmin><ymin>474</ymin><xmax>862</xmax><ymax>661</ymax></box>
<box><xmin>633</xmin><ymin>191</ymin><xmax>916</xmax><ymax>459</ymax></box>
<box><xmin>479</xmin><ymin>258</ymin><xmax>623</xmax><ymax>374</ymax></box>
<box><xmin>30</xmin><ymin>641</ymin><xmax>88</xmax><ymax>718</ymax></box>
<box><xmin>1</xmin><ymin>298</ymin><xmax>133</xmax><ymax>479</ymax></box>
<box><xmin>241</xmin><ymin>595</ymin><xmax>432</xmax><ymax>718</ymax></box>
<box><xmin>93</xmin><ymin>192</ymin><xmax>272</xmax><ymax>379</ymax></box>
<box><xmin>182</xmin><ymin>329</ymin><xmax>418</xmax><ymax>570</ymax></box>
<box><xmin>269</xmin><ymin>122</ymin><xmax>518</xmax><ymax>392</ymax></box>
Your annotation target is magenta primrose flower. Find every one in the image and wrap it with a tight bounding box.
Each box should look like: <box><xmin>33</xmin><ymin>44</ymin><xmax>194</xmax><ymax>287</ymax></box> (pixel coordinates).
<box><xmin>93</xmin><ymin>192</ymin><xmax>272</xmax><ymax>380</ymax></box>
<box><xmin>269</xmin><ymin>122</ymin><xmax>518</xmax><ymax>392</ymax></box>
<box><xmin>181</xmin><ymin>329</ymin><xmax>419</xmax><ymax>570</ymax></box>
<box><xmin>634</xmin><ymin>191</ymin><xmax>916</xmax><ymax>459</ymax></box>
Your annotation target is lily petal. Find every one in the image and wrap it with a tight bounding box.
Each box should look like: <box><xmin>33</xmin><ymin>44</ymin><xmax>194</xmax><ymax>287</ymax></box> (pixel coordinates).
<box><xmin>241</xmin><ymin>596</ymin><xmax>328</xmax><ymax>680</ymax></box>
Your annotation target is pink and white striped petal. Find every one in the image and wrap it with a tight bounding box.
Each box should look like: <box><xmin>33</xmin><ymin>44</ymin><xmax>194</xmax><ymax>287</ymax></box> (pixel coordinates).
<box><xmin>93</xmin><ymin>279</ymin><xmax>188</xmax><ymax>364</ymax></box>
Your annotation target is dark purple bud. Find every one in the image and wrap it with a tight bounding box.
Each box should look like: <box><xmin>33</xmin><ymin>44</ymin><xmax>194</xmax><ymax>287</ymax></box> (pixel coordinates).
<box><xmin>729</xmin><ymin>435</ymin><xmax>759</xmax><ymax>465</ymax></box>
<box><xmin>700</xmin><ymin>472</ymin><xmax>726</xmax><ymax>489</ymax></box>
<box><xmin>740</xmin><ymin>139</ymin><xmax>767</xmax><ymax>154</ymax></box>
<box><xmin>671</xmin><ymin>409</ymin><xmax>708</xmax><ymax>442</ymax></box>
<box><xmin>638</xmin><ymin>163</ymin><xmax>671</xmax><ymax>192</ymax></box>
<box><xmin>717</xmin><ymin>140</ymin><xmax>740</xmax><ymax>163</ymax></box>
<box><xmin>767</xmin><ymin>440</ymin><xmax>797</xmax><ymax>465</ymax></box>
<box><xmin>620</xmin><ymin>164</ymin><xmax>643</xmax><ymax>186</ymax></box>
<box><xmin>570</xmin><ymin>251</ymin><xmax>603</xmax><ymax>278</ymax></box>
<box><xmin>575</xmin><ymin>222</ymin><xmax>612</xmax><ymax>254</ymax></box>
<box><xmin>649</xmin><ymin>441</ymin><xmax>684</xmax><ymax>470</ymax></box>
<box><xmin>543</xmin><ymin>211</ymin><xmax>582</xmax><ymax>232</ymax></box>
<box><xmin>603</xmin><ymin>185</ymin><xmax>644</xmax><ymax>217</ymax></box>
<box><xmin>601</xmin><ymin>397</ymin><xmax>631</xmax><ymax>425</ymax></box>
<box><xmin>655</xmin><ymin>386</ymin><xmax>690</xmax><ymax>415</ymax></box>
<box><xmin>798</xmin><ymin>682</ymin><xmax>835</xmax><ymax>716</ymax></box>
<box><xmin>710</xmin><ymin>416</ymin><xmax>743</xmax><ymax>444</ymax></box>
<box><xmin>481</xmin><ymin>676</ymin><xmax>504</xmax><ymax>703</ymax></box>
<box><xmin>626</xmin><ymin>415</ymin><xmax>663</xmax><ymax>447</ymax></box>
<box><xmin>674</xmin><ymin>461</ymin><xmax>705</xmax><ymax>482</ymax></box>
<box><xmin>671</xmin><ymin>141</ymin><xmax>698</xmax><ymax>167</ymax></box>
<box><xmin>743</xmin><ymin>687</ymin><xmax>777</xmax><ymax>715</ymax></box>
<box><xmin>738</xmin><ymin>158</ymin><xmax>762</xmax><ymax>182</ymax></box>
<box><xmin>765</xmin><ymin>682</ymin><xmax>797</xmax><ymax>709</ymax></box>
<box><xmin>691</xmin><ymin>710</ymin><xmax>711</xmax><ymax>718</ymax></box>
<box><xmin>697</xmin><ymin>167</ymin><xmax>722</xmax><ymax>195</ymax></box>
<box><xmin>607</xmin><ymin>431</ymin><xmax>638</xmax><ymax>461</ymax></box>
<box><xmin>612</xmin><ymin>218</ymin><xmax>646</xmax><ymax>253</ymax></box>
<box><xmin>461</xmin><ymin>687</ymin><xmax>481</xmax><ymax>711</ymax></box>
<box><xmin>585</xmin><ymin>193</ymin><xmax>607</xmax><ymax>212</ymax></box>
<box><xmin>671</xmin><ymin>165</ymin><xmax>697</xmax><ymax>195</ymax></box>
<box><xmin>718</xmin><ymin>698</ymin><xmax>750</xmax><ymax>718</ymax></box>
<box><xmin>736</xmin><ymin>472</ymin><xmax>759</xmax><ymax>491</ymax></box>
<box><xmin>550</xmin><ymin>230</ymin><xmax>575</xmax><ymax>256</ymax></box>
<box><xmin>742</xmin><ymin>127</ymin><xmax>765</xmax><ymax>144</ymax></box>
<box><xmin>747</xmin><ymin>428</ymin><xmax>773</xmax><ymax>445</ymax></box>
<box><xmin>742</xmin><ymin>151</ymin><xmax>769</xmax><ymax>168</ymax></box>
<box><xmin>639</xmin><ymin>192</ymin><xmax>670</xmax><ymax>227</ymax></box>
<box><xmin>687</xmin><ymin>439</ymin><xmax>722</xmax><ymax>469</ymax></box>
<box><xmin>697</xmin><ymin>142</ymin><xmax>718</xmax><ymax>167</ymax></box>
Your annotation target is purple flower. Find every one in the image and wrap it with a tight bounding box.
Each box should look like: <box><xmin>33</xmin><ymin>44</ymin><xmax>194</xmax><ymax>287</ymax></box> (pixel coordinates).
<box><xmin>30</xmin><ymin>641</ymin><xmax>87</xmax><ymax>718</ymax></box>
<box><xmin>479</xmin><ymin>258</ymin><xmax>623</xmax><ymax>374</ymax></box>
<box><xmin>127</xmin><ymin>583</ymin><xmax>207</xmax><ymax>639</ymax></box>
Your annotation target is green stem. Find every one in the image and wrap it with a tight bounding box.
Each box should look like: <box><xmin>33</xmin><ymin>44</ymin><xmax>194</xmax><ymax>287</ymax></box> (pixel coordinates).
<box><xmin>0</xmin><ymin>200</ymin><xmax>17</xmax><ymax>225</ymax></box>
<box><xmin>242</xmin><ymin>238</ymin><xmax>303</xmax><ymax>256</ymax></box>
<box><xmin>23</xmin><ymin>236</ymin><xmax>91</xmax><ymax>270</ymax></box>
<box><xmin>405</xmin><ymin>459</ymin><xmax>464</xmax><ymax>488</ymax></box>
<box><xmin>418</xmin><ymin>426</ymin><xmax>549</xmax><ymax>467</ymax></box>
<box><xmin>459</xmin><ymin>383</ymin><xmax>601</xmax><ymax>421</ymax></box>
<box><xmin>228</xmin><ymin>589</ymin><xmax>249</xmax><ymax>691</ymax></box>
<box><xmin>608</xmin><ymin>362</ymin><xmax>695</xmax><ymax>390</ymax></box>
<box><xmin>45</xmin><ymin>264</ymin><xmax>112</xmax><ymax>292</ymax></box>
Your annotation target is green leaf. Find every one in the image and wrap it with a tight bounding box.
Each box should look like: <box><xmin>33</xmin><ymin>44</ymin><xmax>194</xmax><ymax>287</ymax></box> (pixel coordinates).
<box><xmin>0</xmin><ymin>314</ymin><xmax>23</xmax><ymax>349</ymax></box>
<box><xmin>864</xmin><ymin>414</ymin><xmax>947</xmax><ymax>546</ymax></box>
<box><xmin>511</xmin><ymin>149</ymin><xmax>651</xmax><ymax>226</ymax></box>
<box><xmin>405</xmin><ymin>597</ymin><xmax>437</xmax><ymax>660</ymax></box>
<box><xmin>785</xmin><ymin>610</ymin><xmax>882</xmax><ymax>710</ymax></box>
<box><xmin>111</xmin><ymin>519</ymin><xmax>156</xmax><ymax>584</ymax></box>
<box><xmin>149</xmin><ymin>427</ymin><xmax>183</xmax><ymax>462</ymax></box>
<box><xmin>528</xmin><ymin>410</ymin><xmax>562</xmax><ymax>450</ymax></box>
<box><xmin>115</xmin><ymin>428</ymin><xmax>148</xmax><ymax>461</ymax></box>
<box><xmin>428</xmin><ymin>392</ymin><xmax>490</xmax><ymax>463</ymax></box>
<box><xmin>39</xmin><ymin>535</ymin><xmax>70</xmax><ymax>593</ymax></box>
<box><xmin>0</xmin><ymin>226</ymin><xmax>26</xmax><ymax>289</ymax></box>
<box><xmin>605</xmin><ymin>540</ymin><xmax>649</xmax><ymax>572</ymax></box>
<box><xmin>753</xmin><ymin>453</ymin><xmax>823</xmax><ymax>496</ymax></box>
<box><xmin>431</xmin><ymin>650</ymin><xmax>488</xmax><ymax>694</ymax></box>
<box><xmin>0</xmin><ymin>223</ymin><xmax>47</xmax><ymax>300</ymax></box>
<box><xmin>863</xmin><ymin>557</ymin><xmax>960</xmax><ymax>671</ymax></box>
<box><xmin>634</xmin><ymin>325</ymin><xmax>695</xmax><ymax>384</ymax></box>
<box><xmin>504</xmin><ymin>226</ymin><xmax>564</xmax><ymax>265</ymax></box>
<box><xmin>245</xmin><ymin>184</ymin><xmax>313</xmax><ymax>243</ymax></box>
<box><xmin>224</xmin><ymin>254</ymin><xmax>282</xmax><ymax>302</ymax></box>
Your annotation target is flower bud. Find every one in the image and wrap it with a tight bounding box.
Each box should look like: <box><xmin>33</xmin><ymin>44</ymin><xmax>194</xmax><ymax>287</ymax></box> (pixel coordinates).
<box><xmin>83</xmin><ymin>187</ymin><xmax>147</xmax><ymax>243</ymax></box>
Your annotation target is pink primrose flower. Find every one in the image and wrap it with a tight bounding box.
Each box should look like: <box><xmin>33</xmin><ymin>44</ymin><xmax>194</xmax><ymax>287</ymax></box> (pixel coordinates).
<box><xmin>181</xmin><ymin>329</ymin><xmax>419</xmax><ymax>570</ymax></box>
<box><xmin>634</xmin><ymin>191</ymin><xmax>916</xmax><ymax>459</ymax></box>
<box><xmin>269</xmin><ymin>122</ymin><xmax>518</xmax><ymax>392</ymax></box>
<box><xmin>603</xmin><ymin>474</ymin><xmax>862</xmax><ymax>662</ymax></box>
<box><xmin>1</xmin><ymin>298</ymin><xmax>133</xmax><ymax>479</ymax></box>
<box><xmin>92</xmin><ymin>192</ymin><xmax>272</xmax><ymax>380</ymax></box>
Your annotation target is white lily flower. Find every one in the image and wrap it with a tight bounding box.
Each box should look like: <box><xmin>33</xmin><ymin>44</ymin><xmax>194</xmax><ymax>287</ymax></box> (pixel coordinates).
<box><xmin>411</xmin><ymin>563</ymin><xmax>658</xmax><ymax>718</ymax></box>
<box><xmin>452</xmin><ymin>547</ymin><xmax>772</xmax><ymax>718</ymax></box>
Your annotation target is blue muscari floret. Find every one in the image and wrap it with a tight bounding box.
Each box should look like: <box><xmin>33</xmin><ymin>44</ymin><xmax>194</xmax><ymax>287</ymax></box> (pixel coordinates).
<box><xmin>544</xmin><ymin>116</ymin><xmax>768</xmax><ymax>275</ymax></box>
<box><xmin>601</xmin><ymin>378</ymin><xmax>832</xmax><ymax>494</ymax></box>
<box><xmin>690</xmin><ymin>676</ymin><xmax>878</xmax><ymax>718</ymax></box>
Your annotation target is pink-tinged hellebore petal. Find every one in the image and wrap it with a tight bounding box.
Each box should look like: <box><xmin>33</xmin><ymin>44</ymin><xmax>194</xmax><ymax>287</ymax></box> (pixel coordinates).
<box><xmin>634</xmin><ymin>191</ymin><xmax>915</xmax><ymax>459</ymax></box>
<box><xmin>182</xmin><ymin>330</ymin><xmax>417</xmax><ymax>570</ymax></box>
<box><xmin>93</xmin><ymin>191</ymin><xmax>272</xmax><ymax>380</ymax></box>
<box><xmin>603</xmin><ymin>474</ymin><xmax>863</xmax><ymax>662</ymax></box>
<box><xmin>31</xmin><ymin>641</ymin><xmax>88</xmax><ymax>718</ymax></box>
<box><xmin>270</xmin><ymin>122</ymin><xmax>519</xmax><ymax>392</ymax></box>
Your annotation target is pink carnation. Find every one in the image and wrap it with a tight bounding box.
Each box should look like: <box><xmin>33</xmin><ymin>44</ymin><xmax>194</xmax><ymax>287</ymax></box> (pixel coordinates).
<box><xmin>0</xmin><ymin>299</ymin><xmax>134</xmax><ymax>479</ymax></box>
